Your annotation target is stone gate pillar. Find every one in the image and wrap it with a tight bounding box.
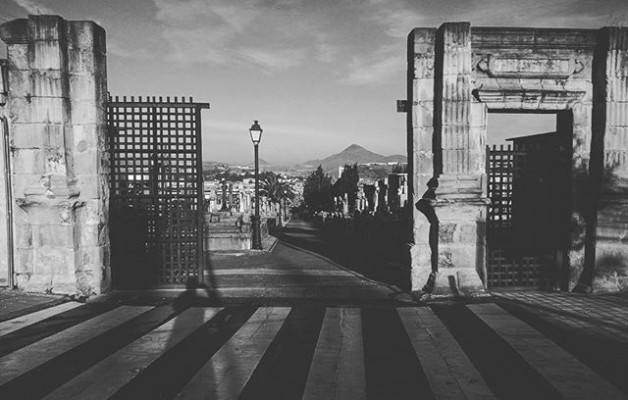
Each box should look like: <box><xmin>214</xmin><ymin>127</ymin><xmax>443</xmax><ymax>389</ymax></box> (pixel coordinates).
<box><xmin>590</xmin><ymin>27</ymin><xmax>628</xmax><ymax>292</ymax></box>
<box><xmin>0</xmin><ymin>15</ymin><xmax>109</xmax><ymax>295</ymax></box>
<box><xmin>408</xmin><ymin>23</ymin><xmax>488</xmax><ymax>295</ymax></box>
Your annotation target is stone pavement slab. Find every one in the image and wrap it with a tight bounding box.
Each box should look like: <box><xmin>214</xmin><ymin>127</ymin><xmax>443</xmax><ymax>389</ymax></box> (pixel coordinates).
<box><xmin>0</xmin><ymin>288</ymin><xmax>68</xmax><ymax>322</ymax></box>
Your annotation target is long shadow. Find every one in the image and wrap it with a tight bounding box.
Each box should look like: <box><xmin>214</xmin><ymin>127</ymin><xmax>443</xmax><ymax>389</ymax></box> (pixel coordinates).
<box><xmin>279</xmin><ymin>217</ymin><xmax>410</xmax><ymax>290</ymax></box>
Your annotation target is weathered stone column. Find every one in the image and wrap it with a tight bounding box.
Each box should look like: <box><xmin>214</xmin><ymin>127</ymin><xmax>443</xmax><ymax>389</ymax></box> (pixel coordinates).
<box><xmin>590</xmin><ymin>27</ymin><xmax>628</xmax><ymax>292</ymax></box>
<box><xmin>407</xmin><ymin>28</ymin><xmax>437</xmax><ymax>291</ymax></box>
<box><xmin>408</xmin><ymin>23</ymin><xmax>488</xmax><ymax>295</ymax></box>
<box><xmin>0</xmin><ymin>15</ymin><xmax>109</xmax><ymax>295</ymax></box>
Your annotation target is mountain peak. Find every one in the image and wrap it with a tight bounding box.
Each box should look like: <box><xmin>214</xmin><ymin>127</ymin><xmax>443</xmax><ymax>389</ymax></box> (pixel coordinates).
<box><xmin>343</xmin><ymin>144</ymin><xmax>365</xmax><ymax>152</ymax></box>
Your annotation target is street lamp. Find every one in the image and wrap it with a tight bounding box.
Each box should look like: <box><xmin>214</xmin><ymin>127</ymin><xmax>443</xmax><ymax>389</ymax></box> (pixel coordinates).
<box><xmin>249</xmin><ymin>120</ymin><xmax>263</xmax><ymax>250</ymax></box>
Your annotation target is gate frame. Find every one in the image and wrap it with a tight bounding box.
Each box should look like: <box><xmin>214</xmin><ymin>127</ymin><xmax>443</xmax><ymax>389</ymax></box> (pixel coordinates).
<box><xmin>107</xmin><ymin>95</ymin><xmax>209</xmax><ymax>288</ymax></box>
<box><xmin>407</xmin><ymin>23</ymin><xmax>628</xmax><ymax>294</ymax></box>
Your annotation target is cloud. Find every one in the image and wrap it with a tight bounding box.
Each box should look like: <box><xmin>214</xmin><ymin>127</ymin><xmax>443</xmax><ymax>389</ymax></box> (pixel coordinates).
<box><xmin>240</xmin><ymin>47</ymin><xmax>307</xmax><ymax>70</ymax></box>
<box><xmin>315</xmin><ymin>42</ymin><xmax>338</xmax><ymax>64</ymax></box>
<box><xmin>107</xmin><ymin>39</ymin><xmax>155</xmax><ymax>60</ymax></box>
<box><xmin>343</xmin><ymin>44</ymin><xmax>404</xmax><ymax>86</ymax></box>
<box><xmin>361</xmin><ymin>0</ymin><xmax>423</xmax><ymax>38</ymax></box>
<box><xmin>150</xmin><ymin>0</ymin><xmax>330</xmax><ymax>71</ymax></box>
<box><xmin>12</xmin><ymin>0</ymin><xmax>54</xmax><ymax>15</ymax></box>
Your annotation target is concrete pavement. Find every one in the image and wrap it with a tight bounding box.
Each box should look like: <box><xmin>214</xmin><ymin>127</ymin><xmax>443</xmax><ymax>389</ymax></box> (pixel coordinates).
<box><xmin>1</xmin><ymin>218</ymin><xmax>628</xmax><ymax>399</ymax></box>
<box><xmin>1</xmin><ymin>293</ymin><xmax>628</xmax><ymax>399</ymax></box>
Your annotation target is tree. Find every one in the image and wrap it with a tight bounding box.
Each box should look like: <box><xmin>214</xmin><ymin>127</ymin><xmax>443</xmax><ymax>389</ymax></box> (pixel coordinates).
<box><xmin>260</xmin><ymin>172</ymin><xmax>295</xmax><ymax>223</ymax></box>
<box><xmin>333</xmin><ymin>163</ymin><xmax>359</xmax><ymax>213</ymax></box>
<box><xmin>303</xmin><ymin>165</ymin><xmax>333</xmax><ymax>212</ymax></box>
<box><xmin>392</xmin><ymin>163</ymin><xmax>408</xmax><ymax>173</ymax></box>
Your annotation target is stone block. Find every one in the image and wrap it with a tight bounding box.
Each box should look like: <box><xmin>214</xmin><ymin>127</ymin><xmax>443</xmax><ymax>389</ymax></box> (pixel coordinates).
<box><xmin>8</xmin><ymin>69</ymin><xmax>32</xmax><ymax>98</ymax></box>
<box><xmin>409</xmin><ymin>243</ymin><xmax>432</xmax><ymax>291</ymax></box>
<box><xmin>12</xmin><ymin>123</ymin><xmax>54</xmax><ymax>149</ymax></box>
<box><xmin>31</xmin><ymin>97</ymin><xmax>68</xmax><ymax>124</ymax></box>
<box><xmin>70</xmin><ymin>99</ymin><xmax>104</xmax><ymax>125</ymax></box>
<box><xmin>7</xmin><ymin>43</ymin><xmax>29</xmax><ymax>70</ymax></box>
<box><xmin>456</xmin><ymin>269</ymin><xmax>487</xmax><ymax>294</ymax></box>
<box><xmin>448</xmin><ymin>244</ymin><xmax>476</xmax><ymax>269</ymax></box>
<box><xmin>412</xmin><ymin>78</ymin><xmax>434</xmax><ymax>102</ymax></box>
<box><xmin>30</xmin><ymin>70</ymin><xmax>66</xmax><ymax>98</ymax></box>
<box><xmin>72</xmin><ymin>124</ymin><xmax>98</xmax><ymax>151</ymax></box>
<box><xmin>437</xmin><ymin>248</ymin><xmax>454</xmax><ymax>268</ymax></box>
<box><xmin>67</xmin><ymin>21</ymin><xmax>106</xmax><ymax>52</ymax></box>
<box><xmin>73</xmin><ymin>148</ymin><xmax>98</xmax><ymax>174</ymax></box>
<box><xmin>27</xmin><ymin>15</ymin><xmax>65</xmax><ymax>40</ymax></box>
<box><xmin>68</xmin><ymin>47</ymin><xmax>96</xmax><ymax>74</ymax></box>
<box><xmin>458</xmin><ymin>222</ymin><xmax>477</xmax><ymax>243</ymax></box>
<box><xmin>79</xmin><ymin>244</ymin><xmax>104</xmax><ymax>270</ymax></box>
<box><xmin>30</xmin><ymin>40</ymin><xmax>65</xmax><ymax>70</ymax></box>
<box><xmin>412</xmin><ymin>104</ymin><xmax>434</xmax><ymax>129</ymax></box>
<box><xmin>413</xmin><ymin>220</ymin><xmax>431</xmax><ymax>245</ymax></box>
<box><xmin>69</xmin><ymin>73</ymin><xmax>97</xmax><ymax>102</ymax></box>
<box><xmin>7</xmin><ymin>97</ymin><xmax>32</xmax><ymax>123</ymax></box>
<box><xmin>411</xmin><ymin>28</ymin><xmax>436</xmax><ymax>52</ymax></box>
<box><xmin>76</xmin><ymin>173</ymin><xmax>101</xmax><ymax>199</ymax></box>
<box><xmin>13</xmin><ymin>173</ymin><xmax>42</xmax><ymax>198</ymax></box>
<box><xmin>14</xmin><ymin>248</ymin><xmax>33</xmax><ymax>273</ymax></box>
<box><xmin>438</xmin><ymin>222</ymin><xmax>457</xmax><ymax>243</ymax></box>
<box><xmin>80</xmin><ymin>199</ymin><xmax>104</xmax><ymax>224</ymax></box>
<box><xmin>14</xmin><ymin>223</ymin><xmax>32</xmax><ymax>248</ymax></box>
<box><xmin>413</xmin><ymin>127</ymin><xmax>434</xmax><ymax>150</ymax></box>
<box><xmin>13</xmin><ymin>148</ymin><xmax>45</xmax><ymax>175</ymax></box>
<box><xmin>36</xmin><ymin>223</ymin><xmax>78</xmax><ymax>249</ymax></box>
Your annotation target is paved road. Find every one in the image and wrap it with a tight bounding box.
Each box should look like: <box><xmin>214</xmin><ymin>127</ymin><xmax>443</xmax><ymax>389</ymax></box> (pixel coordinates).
<box><xmin>278</xmin><ymin>217</ymin><xmax>411</xmax><ymax>290</ymax></box>
<box><xmin>2</xmin><ymin>220</ymin><xmax>628</xmax><ymax>399</ymax></box>
<box><xmin>1</xmin><ymin>293</ymin><xmax>628</xmax><ymax>399</ymax></box>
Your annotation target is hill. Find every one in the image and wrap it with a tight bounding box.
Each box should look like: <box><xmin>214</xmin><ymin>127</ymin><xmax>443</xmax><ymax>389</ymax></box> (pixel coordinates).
<box><xmin>298</xmin><ymin>144</ymin><xmax>406</xmax><ymax>175</ymax></box>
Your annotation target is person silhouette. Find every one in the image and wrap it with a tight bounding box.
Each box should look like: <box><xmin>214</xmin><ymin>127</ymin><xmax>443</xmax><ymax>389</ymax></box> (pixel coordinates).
<box><xmin>415</xmin><ymin>177</ymin><xmax>439</xmax><ymax>293</ymax></box>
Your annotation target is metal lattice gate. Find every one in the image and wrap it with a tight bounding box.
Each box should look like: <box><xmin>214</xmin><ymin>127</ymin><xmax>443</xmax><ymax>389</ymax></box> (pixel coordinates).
<box><xmin>108</xmin><ymin>95</ymin><xmax>209</xmax><ymax>288</ymax></box>
<box><xmin>486</xmin><ymin>144</ymin><xmax>544</xmax><ymax>288</ymax></box>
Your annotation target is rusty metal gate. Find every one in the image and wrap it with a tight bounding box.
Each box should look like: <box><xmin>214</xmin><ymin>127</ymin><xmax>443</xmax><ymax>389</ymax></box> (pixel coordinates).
<box><xmin>108</xmin><ymin>95</ymin><xmax>210</xmax><ymax>288</ymax></box>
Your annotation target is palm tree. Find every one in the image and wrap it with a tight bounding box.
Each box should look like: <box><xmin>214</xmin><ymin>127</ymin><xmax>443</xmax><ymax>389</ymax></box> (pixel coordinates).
<box><xmin>260</xmin><ymin>172</ymin><xmax>295</xmax><ymax>226</ymax></box>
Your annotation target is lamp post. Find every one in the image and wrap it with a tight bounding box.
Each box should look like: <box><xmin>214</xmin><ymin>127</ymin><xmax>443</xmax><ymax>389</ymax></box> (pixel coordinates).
<box><xmin>249</xmin><ymin>120</ymin><xmax>263</xmax><ymax>250</ymax></box>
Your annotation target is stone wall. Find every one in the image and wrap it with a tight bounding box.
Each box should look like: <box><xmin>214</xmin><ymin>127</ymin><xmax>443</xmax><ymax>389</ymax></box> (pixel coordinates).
<box><xmin>408</xmin><ymin>23</ymin><xmax>628</xmax><ymax>294</ymax></box>
<box><xmin>0</xmin><ymin>15</ymin><xmax>109</xmax><ymax>295</ymax></box>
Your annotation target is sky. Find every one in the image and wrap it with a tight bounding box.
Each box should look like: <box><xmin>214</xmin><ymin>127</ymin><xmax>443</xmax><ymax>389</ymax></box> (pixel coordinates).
<box><xmin>1</xmin><ymin>0</ymin><xmax>627</xmax><ymax>165</ymax></box>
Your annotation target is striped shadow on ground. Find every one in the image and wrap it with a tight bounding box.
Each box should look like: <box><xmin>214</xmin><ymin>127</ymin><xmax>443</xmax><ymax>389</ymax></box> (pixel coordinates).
<box><xmin>0</xmin><ymin>302</ymin><xmax>82</xmax><ymax>337</ymax></box>
<box><xmin>468</xmin><ymin>303</ymin><xmax>626</xmax><ymax>400</ymax></box>
<box><xmin>0</xmin><ymin>306</ymin><xmax>151</xmax><ymax>386</ymax></box>
<box><xmin>175</xmin><ymin>307</ymin><xmax>291</xmax><ymax>400</ymax></box>
<box><xmin>0</xmin><ymin>303</ymin><xmax>116</xmax><ymax>358</ymax></box>
<box><xmin>303</xmin><ymin>307</ymin><xmax>366</xmax><ymax>400</ymax></box>
<box><xmin>431</xmin><ymin>304</ymin><xmax>562</xmax><ymax>399</ymax></box>
<box><xmin>42</xmin><ymin>307</ymin><xmax>222</xmax><ymax>400</ymax></box>
<box><xmin>362</xmin><ymin>307</ymin><xmax>434</xmax><ymax>399</ymax></box>
<box><xmin>239</xmin><ymin>306</ymin><xmax>326</xmax><ymax>400</ymax></box>
<box><xmin>398</xmin><ymin>307</ymin><xmax>496</xmax><ymax>400</ymax></box>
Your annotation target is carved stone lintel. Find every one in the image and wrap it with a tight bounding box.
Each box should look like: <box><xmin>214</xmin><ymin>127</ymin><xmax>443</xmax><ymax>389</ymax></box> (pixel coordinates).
<box><xmin>476</xmin><ymin>54</ymin><xmax>585</xmax><ymax>79</ymax></box>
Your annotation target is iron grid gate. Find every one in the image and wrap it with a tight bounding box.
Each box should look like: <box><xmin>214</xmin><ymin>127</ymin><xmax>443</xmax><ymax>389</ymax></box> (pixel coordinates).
<box><xmin>108</xmin><ymin>95</ymin><xmax>209</xmax><ymax>288</ymax></box>
<box><xmin>486</xmin><ymin>139</ymin><xmax>570</xmax><ymax>289</ymax></box>
<box><xmin>487</xmin><ymin>144</ymin><xmax>544</xmax><ymax>288</ymax></box>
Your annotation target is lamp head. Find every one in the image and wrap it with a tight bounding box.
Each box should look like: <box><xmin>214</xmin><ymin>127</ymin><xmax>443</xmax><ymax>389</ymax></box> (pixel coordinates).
<box><xmin>249</xmin><ymin>120</ymin><xmax>263</xmax><ymax>144</ymax></box>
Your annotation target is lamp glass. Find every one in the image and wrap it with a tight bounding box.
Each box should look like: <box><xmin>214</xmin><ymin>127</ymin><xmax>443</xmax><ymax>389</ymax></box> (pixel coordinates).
<box><xmin>249</xmin><ymin>120</ymin><xmax>263</xmax><ymax>144</ymax></box>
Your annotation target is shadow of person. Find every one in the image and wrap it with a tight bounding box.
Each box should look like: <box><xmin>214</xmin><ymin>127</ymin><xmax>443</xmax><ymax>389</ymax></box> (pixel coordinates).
<box><xmin>172</xmin><ymin>273</ymin><xmax>221</xmax><ymax>313</ymax></box>
<box><xmin>203</xmin><ymin>253</ymin><xmax>221</xmax><ymax>304</ymax></box>
<box><xmin>415</xmin><ymin>177</ymin><xmax>439</xmax><ymax>293</ymax></box>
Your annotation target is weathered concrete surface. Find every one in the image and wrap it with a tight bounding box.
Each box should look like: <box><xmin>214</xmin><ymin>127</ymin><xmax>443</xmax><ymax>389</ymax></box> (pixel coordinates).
<box><xmin>0</xmin><ymin>15</ymin><xmax>109</xmax><ymax>295</ymax></box>
<box><xmin>408</xmin><ymin>23</ymin><xmax>628</xmax><ymax>294</ymax></box>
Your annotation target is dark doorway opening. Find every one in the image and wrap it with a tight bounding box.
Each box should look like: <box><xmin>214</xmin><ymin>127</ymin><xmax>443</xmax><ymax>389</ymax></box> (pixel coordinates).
<box><xmin>486</xmin><ymin>111</ymin><xmax>572</xmax><ymax>290</ymax></box>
